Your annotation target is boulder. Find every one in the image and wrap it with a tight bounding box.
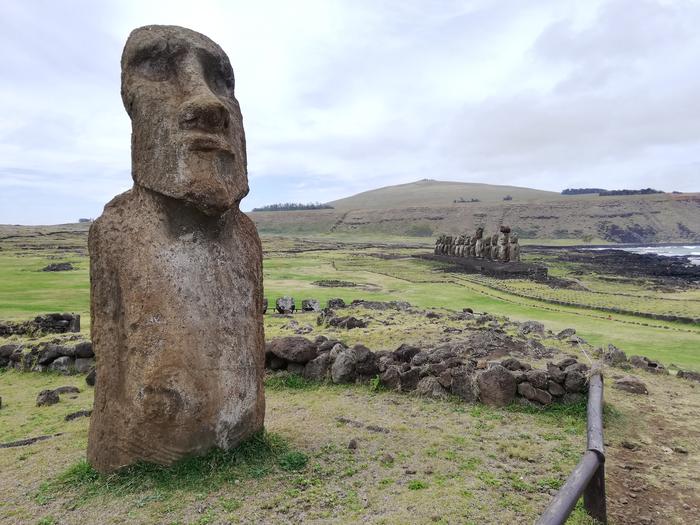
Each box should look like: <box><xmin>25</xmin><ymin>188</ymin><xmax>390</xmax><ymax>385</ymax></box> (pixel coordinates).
<box><xmin>49</xmin><ymin>356</ymin><xmax>75</xmax><ymax>374</ymax></box>
<box><xmin>547</xmin><ymin>381</ymin><xmax>566</xmax><ymax>397</ymax></box>
<box><xmin>267</xmin><ymin>336</ymin><xmax>318</xmax><ymax>364</ymax></box>
<box><xmin>629</xmin><ymin>355</ymin><xmax>668</xmax><ymax>375</ymax></box>
<box><xmin>54</xmin><ymin>385</ymin><xmax>80</xmax><ymax>395</ymax></box>
<box><xmin>399</xmin><ymin>367</ymin><xmax>422</xmax><ymax>392</ymax></box>
<box><xmin>36</xmin><ymin>389</ymin><xmax>60</xmax><ymax>406</ymax></box>
<box><xmin>547</xmin><ymin>363</ymin><xmax>566</xmax><ymax>384</ymax></box>
<box><xmin>393</xmin><ymin>344</ymin><xmax>421</xmax><ymax>363</ymax></box>
<box><xmin>427</xmin><ymin>347</ymin><xmax>456</xmax><ymax>364</ymax></box>
<box><xmin>37</xmin><ymin>344</ymin><xmax>64</xmax><ymax>366</ymax></box>
<box><xmin>352</xmin><ymin>345</ymin><xmax>379</xmax><ymax>377</ymax></box>
<box><xmin>303</xmin><ymin>353</ymin><xmax>330</xmax><ymax>381</ymax></box>
<box><xmin>42</xmin><ymin>262</ymin><xmax>74</xmax><ymax>272</ymax></box>
<box><xmin>326</xmin><ymin>316</ymin><xmax>368</xmax><ymax>329</ymax></box>
<box><xmin>525</xmin><ymin>369</ymin><xmax>548</xmax><ymax>390</ymax></box>
<box><xmin>379</xmin><ymin>365</ymin><xmax>401</xmax><ymax>390</ymax></box>
<box><xmin>517</xmin><ymin>382</ymin><xmax>553</xmax><ymax>405</ymax></box>
<box><xmin>276</xmin><ymin>296</ymin><xmax>296</xmax><ymax>314</ymax></box>
<box><xmin>327</xmin><ymin>298</ymin><xmax>346</xmax><ymax>309</ymax></box>
<box><xmin>519</xmin><ymin>321</ymin><xmax>545</xmax><ymax>336</ymax></box>
<box><xmin>331</xmin><ymin>350</ymin><xmax>357</xmax><ymax>383</ymax></box>
<box><xmin>603</xmin><ymin>344</ymin><xmax>627</xmax><ymax>366</ymax></box>
<box><xmin>450</xmin><ymin>367</ymin><xmax>477</xmax><ymax>402</ymax></box>
<box><xmin>85</xmin><ymin>367</ymin><xmax>96</xmax><ymax>386</ymax></box>
<box><xmin>613</xmin><ymin>376</ymin><xmax>648</xmax><ymax>395</ymax></box>
<box><xmin>500</xmin><ymin>357</ymin><xmax>525</xmax><ymax>371</ymax></box>
<box><xmin>476</xmin><ymin>365</ymin><xmax>516</xmax><ymax>407</ymax></box>
<box><xmin>410</xmin><ymin>352</ymin><xmax>429</xmax><ymax>367</ymax></box>
<box><xmin>262</xmin><ymin>298</ymin><xmax>268</xmax><ymax>314</ymax></box>
<box><xmin>556</xmin><ymin>328</ymin><xmax>576</xmax><ymax>339</ymax></box>
<box><xmin>301</xmin><ymin>299</ymin><xmax>320</xmax><ymax>312</ymax></box>
<box><xmin>416</xmin><ymin>377</ymin><xmax>448</xmax><ymax>399</ymax></box>
<box><xmin>74</xmin><ymin>358</ymin><xmax>95</xmax><ymax>374</ymax></box>
<box><xmin>677</xmin><ymin>370</ymin><xmax>700</xmax><ymax>383</ymax></box>
<box><xmin>564</xmin><ymin>368</ymin><xmax>588</xmax><ymax>393</ymax></box>
<box><xmin>318</xmin><ymin>339</ymin><xmax>343</xmax><ymax>353</ymax></box>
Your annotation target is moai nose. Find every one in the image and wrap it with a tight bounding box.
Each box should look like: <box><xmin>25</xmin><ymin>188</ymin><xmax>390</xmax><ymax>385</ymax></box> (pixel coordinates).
<box><xmin>178</xmin><ymin>95</ymin><xmax>230</xmax><ymax>133</ymax></box>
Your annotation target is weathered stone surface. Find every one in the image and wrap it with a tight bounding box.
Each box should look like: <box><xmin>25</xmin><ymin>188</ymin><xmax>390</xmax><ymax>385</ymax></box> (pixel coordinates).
<box><xmin>302</xmin><ymin>353</ymin><xmax>330</xmax><ymax>381</ymax></box>
<box><xmin>393</xmin><ymin>344</ymin><xmax>420</xmax><ymax>363</ymax></box>
<box><xmin>85</xmin><ymin>367</ymin><xmax>96</xmax><ymax>386</ymax></box>
<box><xmin>327</xmin><ymin>298</ymin><xmax>346</xmax><ymax>309</ymax></box>
<box><xmin>276</xmin><ymin>296</ymin><xmax>295</xmax><ymax>314</ymax></box>
<box><xmin>416</xmin><ymin>377</ymin><xmax>448</xmax><ymax>399</ymax></box>
<box><xmin>547</xmin><ymin>380</ymin><xmax>566</xmax><ymax>397</ymax></box>
<box><xmin>557</xmin><ymin>328</ymin><xmax>576</xmax><ymax>339</ymax></box>
<box><xmin>399</xmin><ymin>367</ymin><xmax>422</xmax><ymax>392</ymax></box>
<box><xmin>37</xmin><ymin>389</ymin><xmax>59</xmax><ymax>406</ymax></box>
<box><xmin>49</xmin><ymin>356</ymin><xmax>75</xmax><ymax>374</ymax></box>
<box><xmin>331</xmin><ymin>350</ymin><xmax>357</xmax><ymax>383</ymax></box>
<box><xmin>450</xmin><ymin>367</ymin><xmax>477</xmax><ymax>402</ymax></box>
<box><xmin>629</xmin><ymin>355</ymin><xmax>668</xmax><ymax>374</ymax></box>
<box><xmin>517</xmin><ymin>382</ymin><xmax>552</xmax><ymax>405</ymax></box>
<box><xmin>43</xmin><ymin>262</ymin><xmax>74</xmax><ymax>272</ymax></box>
<box><xmin>326</xmin><ymin>316</ymin><xmax>368</xmax><ymax>329</ymax></box>
<box><xmin>477</xmin><ymin>365</ymin><xmax>516</xmax><ymax>407</ymax></box>
<box><xmin>519</xmin><ymin>321</ymin><xmax>545</xmax><ymax>337</ymax></box>
<box><xmin>564</xmin><ymin>368</ymin><xmax>588</xmax><ymax>393</ymax></box>
<box><xmin>380</xmin><ymin>365</ymin><xmax>401</xmax><ymax>390</ymax></box>
<box><xmin>525</xmin><ymin>369</ymin><xmax>548</xmax><ymax>389</ymax></box>
<box><xmin>677</xmin><ymin>370</ymin><xmax>700</xmax><ymax>383</ymax></box>
<box><xmin>352</xmin><ymin>345</ymin><xmax>379</xmax><ymax>377</ymax></box>
<box><xmin>267</xmin><ymin>337</ymin><xmax>317</xmax><ymax>364</ymax></box>
<box><xmin>613</xmin><ymin>376</ymin><xmax>648</xmax><ymax>395</ymax></box>
<box><xmin>301</xmin><ymin>299</ymin><xmax>320</xmax><ymax>312</ymax></box>
<box><xmin>73</xmin><ymin>341</ymin><xmax>94</xmax><ymax>358</ymax></box>
<box><xmin>603</xmin><ymin>344</ymin><xmax>627</xmax><ymax>366</ymax></box>
<box><xmin>54</xmin><ymin>385</ymin><xmax>81</xmax><ymax>395</ymax></box>
<box><xmin>87</xmin><ymin>26</ymin><xmax>265</xmax><ymax>474</ymax></box>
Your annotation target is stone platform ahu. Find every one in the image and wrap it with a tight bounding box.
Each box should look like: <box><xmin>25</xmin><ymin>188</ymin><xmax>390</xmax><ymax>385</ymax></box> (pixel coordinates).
<box><xmin>87</xmin><ymin>26</ymin><xmax>265</xmax><ymax>473</ymax></box>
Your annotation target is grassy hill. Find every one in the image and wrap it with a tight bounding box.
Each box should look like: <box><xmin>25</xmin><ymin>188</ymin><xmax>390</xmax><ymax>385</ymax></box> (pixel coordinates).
<box><xmin>328</xmin><ymin>179</ymin><xmax>561</xmax><ymax>210</ymax></box>
<box><xmin>250</xmin><ymin>180</ymin><xmax>700</xmax><ymax>243</ymax></box>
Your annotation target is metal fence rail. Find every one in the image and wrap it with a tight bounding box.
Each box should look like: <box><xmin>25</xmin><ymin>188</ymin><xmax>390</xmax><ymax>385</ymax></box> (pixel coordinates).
<box><xmin>536</xmin><ymin>372</ymin><xmax>606</xmax><ymax>525</ymax></box>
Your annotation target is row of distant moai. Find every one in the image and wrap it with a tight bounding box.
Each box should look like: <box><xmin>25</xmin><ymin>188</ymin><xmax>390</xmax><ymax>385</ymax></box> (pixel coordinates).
<box><xmin>434</xmin><ymin>226</ymin><xmax>521</xmax><ymax>262</ymax></box>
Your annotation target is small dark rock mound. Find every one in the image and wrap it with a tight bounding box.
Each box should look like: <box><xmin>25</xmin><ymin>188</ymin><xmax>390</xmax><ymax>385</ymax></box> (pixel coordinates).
<box><xmin>603</xmin><ymin>344</ymin><xmax>627</xmax><ymax>366</ymax></box>
<box><xmin>36</xmin><ymin>389</ymin><xmax>60</xmax><ymax>406</ymax></box>
<box><xmin>477</xmin><ymin>365</ymin><xmax>517</xmax><ymax>407</ymax></box>
<box><xmin>519</xmin><ymin>321</ymin><xmax>545</xmax><ymax>337</ymax></box>
<box><xmin>312</xmin><ymin>280</ymin><xmax>357</xmax><ymax>287</ymax></box>
<box><xmin>327</xmin><ymin>298</ymin><xmax>346</xmax><ymax>308</ymax></box>
<box><xmin>86</xmin><ymin>367</ymin><xmax>96</xmax><ymax>386</ymax></box>
<box><xmin>65</xmin><ymin>409</ymin><xmax>92</xmax><ymax>421</ymax></box>
<box><xmin>677</xmin><ymin>370</ymin><xmax>700</xmax><ymax>383</ymax></box>
<box><xmin>613</xmin><ymin>376</ymin><xmax>648</xmax><ymax>395</ymax></box>
<box><xmin>350</xmin><ymin>299</ymin><xmax>411</xmax><ymax>311</ymax></box>
<box><xmin>266</xmin><ymin>336</ymin><xmax>318</xmax><ymax>364</ymax></box>
<box><xmin>629</xmin><ymin>355</ymin><xmax>668</xmax><ymax>374</ymax></box>
<box><xmin>42</xmin><ymin>262</ymin><xmax>74</xmax><ymax>272</ymax></box>
<box><xmin>0</xmin><ymin>313</ymin><xmax>80</xmax><ymax>337</ymax></box>
<box><xmin>326</xmin><ymin>316</ymin><xmax>369</xmax><ymax>329</ymax></box>
<box><xmin>262</xmin><ymin>298</ymin><xmax>268</xmax><ymax>314</ymax></box>
<box><xmin>556</xmin><ymin>328</ymin><xmax>576</xmax><ymax>339</ymax></box>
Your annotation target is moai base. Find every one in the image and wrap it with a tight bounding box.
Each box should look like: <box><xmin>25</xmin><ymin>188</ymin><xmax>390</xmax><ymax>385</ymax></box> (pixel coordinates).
<box><xmin>87</xmin><ymin>25</ymin><xmax>265</xmax><ymax>474</ymax></box>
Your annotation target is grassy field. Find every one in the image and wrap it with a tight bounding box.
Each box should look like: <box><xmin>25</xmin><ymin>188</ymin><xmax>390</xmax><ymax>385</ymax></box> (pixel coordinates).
<box><xmin>1</xmin><ymin>226</ymin><xmax>698</xmax><ymax>370</ymax></box>
<box><xmin>2</xmin><ymin>225</ymin><xmax>700</xmax><ymax>523</ymax></box>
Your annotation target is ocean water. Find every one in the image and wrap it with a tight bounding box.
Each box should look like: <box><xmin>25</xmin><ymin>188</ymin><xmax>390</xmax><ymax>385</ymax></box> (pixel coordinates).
<box><xmin>612</xmin><ymin>245</ymin><xmax>700</xmax><ymax>265</ymax></box>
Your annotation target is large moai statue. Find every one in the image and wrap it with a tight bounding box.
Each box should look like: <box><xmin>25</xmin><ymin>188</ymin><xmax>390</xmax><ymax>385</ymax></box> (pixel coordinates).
<box><xmin>467</xmin><ymin>234</ymin><xmax>477</xmax><ymax>257</ymax></box>
<box><xmin>497</xmin><ymin>226</ymin><xmax>511</xmax><ymax>262</ymax></box>
<box><xmin>483</xmin><ymin>236</ymin><xmax>492</xmax><ymax>259</ymax></box>
<box><xmin>87</xmin><ymin>26</ymin><xmax>265</xmax><ymax>474</ymax></box>
<box><xmin>434</xmin><ymin>235</ymin><xmax>442</xmax><ymax>255</ymax></box>
<box><xmin>455</xmin><ymin>234</ymin><xmax>465</xmax><ymax>257</ymax></box>
<box><xmin>473</xmin><ymin>227</ymin><xmax>484</xmax><ymax>259</ymax></box>
<box><xmin>508</xmin><ymin>233</ymin><xmax>521</xmax><ymax>262</ymax></box>
<box><xmin>490</xmin><ymin>234</ymin><xmax>499</xmax><ymax>260</ymax></box>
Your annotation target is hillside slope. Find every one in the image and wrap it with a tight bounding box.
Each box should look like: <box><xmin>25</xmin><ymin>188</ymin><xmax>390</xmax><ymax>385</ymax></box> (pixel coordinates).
<box><xmin>250</xmin><ymin>181</ymin><xmax>700</xmax><ymax>242</ymax></box>
<box><xmin>329</xmin><ymin>179</ymin><xmax>560</xmax><ymax>210</ymax></box>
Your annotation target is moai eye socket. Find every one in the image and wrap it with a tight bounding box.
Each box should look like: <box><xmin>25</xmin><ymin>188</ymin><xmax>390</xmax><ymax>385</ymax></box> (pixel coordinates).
<box><xmin>132</xmin><ymin>41</ymin><xmax>179</xmax><ymax>82</ymax></box>
<box><xmin>200</xmin><ymin>50</ymin><xmax>235</xmax><ymax>98</ymax></box>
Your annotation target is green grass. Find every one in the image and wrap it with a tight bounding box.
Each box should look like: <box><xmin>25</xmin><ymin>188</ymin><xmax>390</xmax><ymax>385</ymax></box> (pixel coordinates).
<box><xmin>36</xmin><ymin>430</ymin><xmax>293</xmax><ymax>507</ymax></box>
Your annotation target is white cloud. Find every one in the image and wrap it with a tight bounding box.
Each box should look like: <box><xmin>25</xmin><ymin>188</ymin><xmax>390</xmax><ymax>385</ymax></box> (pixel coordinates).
<box><xmin>0</xmin><ymin>0</ymin><xmax>698</xmax><ymax>223</ymax></box>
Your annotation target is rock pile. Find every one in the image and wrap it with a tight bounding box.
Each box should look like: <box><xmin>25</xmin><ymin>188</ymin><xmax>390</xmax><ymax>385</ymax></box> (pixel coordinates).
<box><xmin>0</xmin><ymin>341</ymin><xmax>94</xmax><ymax>373</ymax></box>
<box><xmin>265</xmin><ymin>336</ymin><xmax>589</xmax><ymax>406</ymax></box>
<box><xmin>0</xmin><ymin>313</ymin><xmax>80</xmax><ymax>337</ymax></box>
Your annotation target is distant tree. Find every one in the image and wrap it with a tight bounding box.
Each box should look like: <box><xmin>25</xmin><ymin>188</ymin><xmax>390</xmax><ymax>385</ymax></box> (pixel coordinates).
<box><xmin>598</xmin><ymin>188</ymin><xmax>663</xmax><ymax>196</ymax></box>
<box><xmin>581</xmin><ymin>234</ymin><xmax>594</xmax><ymax>243</ymax></box>
<box><xmin>251</xmin><ymin>202</ymin><xmax>334</xmax><ymax>212</ymax></box>
<box><xmin>503</xmin><ymin>195</ymin><xmax>513</xmax><ymax>201</ymax></box>
<box><xmin>561</xmin><ymin>188</ymin><xmax>606</xmax><ymax>195</ymax></box>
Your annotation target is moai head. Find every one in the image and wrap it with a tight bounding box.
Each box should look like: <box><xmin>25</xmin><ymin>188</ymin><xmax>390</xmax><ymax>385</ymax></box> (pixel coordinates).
<box><xmin>475</xmin><ymin>227</ymin><xmax>483</xmax><ymax>239</ymax></box>
<box><xmin>121</xmin><ymin>25</ymin><xmax>248</xmax><ymax>216</ymax></box>
<box><xmin>500</xmin><ymin>225</ymin><xmax>511</xmax><ymax>234</ymax></box>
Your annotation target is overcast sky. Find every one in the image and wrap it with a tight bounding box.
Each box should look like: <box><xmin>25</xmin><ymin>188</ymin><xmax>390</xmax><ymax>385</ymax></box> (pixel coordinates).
<box><xmin>1</xmin><ymin>0</ymin><xmax>699</xmax><ymax>224</ymax></box>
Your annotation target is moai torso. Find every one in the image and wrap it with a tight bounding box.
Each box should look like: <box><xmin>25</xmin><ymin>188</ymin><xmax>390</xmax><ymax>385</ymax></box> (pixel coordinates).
<box><xmin>509</xmin><ymin>234</ymin><xmax>521</xmax><ymax>262</ymax></box>
<box><xmin>483</xmin><ymin>236</ymin><xmax>492</xmax><ymax>259</ymax></box>
<box><xmin>473</xmin><ymin>228</ymin><xmax>484</xmax><ymax>259</ymax></box>
<box><xmin>87</xmin><ymin>25</ymin><xmax>264</xmax><ymax>474</ymax></box>
<box><xmin>490</xmin><ymin>234</ymin><xmax>499</xmax><ymax>260</ymax></box>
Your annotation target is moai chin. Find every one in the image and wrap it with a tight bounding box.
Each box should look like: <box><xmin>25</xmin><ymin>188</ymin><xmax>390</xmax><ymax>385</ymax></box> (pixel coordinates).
<box><xmin>87</xmin><ymin>25</ymin><xmax>265</xmax><ymax>474</ymax></box>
